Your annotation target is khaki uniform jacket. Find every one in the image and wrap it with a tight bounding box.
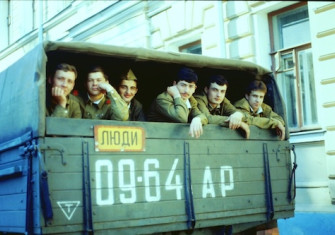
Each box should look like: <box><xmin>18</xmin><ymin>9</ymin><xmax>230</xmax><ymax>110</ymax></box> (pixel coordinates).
<box><xmin>194</xmin><ymin>92</ymin><xmax>240</xmax><ymax>126</ymax></box>
<box><xmin>46</xmin><ymin>94</ymin><xmax>81</xmax><ymax>118</ymax></box>
<box><xmin>234</xmin><ymin>98</ymin><xmax>285</xmax><ymax>129</ymax></box>
<box><xmin>129</xmin><ymin>99</ymin><xmax>146</xmax><ymax>121</ymax></box>
<box><xmin>77</xmin><ymin>90</ymin><xmax>129</xmax><ymax>120</ymax></box>
<box><xmin>147</xmin><ymin>91</ymin><xmax>207</xmax><ymax>124</ymax></box>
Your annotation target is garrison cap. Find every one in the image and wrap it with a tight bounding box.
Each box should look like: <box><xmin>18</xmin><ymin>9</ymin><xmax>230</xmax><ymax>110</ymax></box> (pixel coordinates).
<box><xmin>125</xmin><ymin>69</ymin><xmax>137</xmax><ymax>80</ymax></box>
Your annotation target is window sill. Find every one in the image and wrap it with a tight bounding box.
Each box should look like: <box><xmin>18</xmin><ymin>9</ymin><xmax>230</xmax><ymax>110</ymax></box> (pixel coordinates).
<box><xmin>289</xmin><ymin>129</ymin><xmax>326</xmax><ymax>144</ymax></box>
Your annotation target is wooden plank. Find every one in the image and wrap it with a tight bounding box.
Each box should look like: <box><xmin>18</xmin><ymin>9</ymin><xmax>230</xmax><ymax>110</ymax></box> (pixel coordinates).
<box><xmin>46</xmin><ymin>162</ymin><xmax>289</xmax><ymax>198</ymax></box>
<box><xmin>43</xmin><ymin>137</ymin><xmax>185</xmax><ymax>156</ymax></box>
<box><xmin>42</xmin><ymin>137</ymin><xmax>290</xmax><ymax>161</ymax></box>
<box><xmin>47</xmin><ymin>190</ymin><xmax>289</xmax><ymax>226</ymax></box>
<box><xmin>0</xmin><ymin>147</ymin><xmax>27</xmax><ymax>164</ymax></box>
<box><xmin>0</xmin><ymin>211</ymin><xmax>26</xmax><ymax>227</ymax></box>
<box><xmin>46</xmin><ymin>117</ymin><xmax>280</xmax><ymax>141</ymax></box>
<box><xmin>0</xmin><ymin>193</ymin><xmax>27</xmax><ymax>211</ymax></box>
<box><xmin>47</xmin><ymin>177</ymin><xmax>289</xmax><ymax>208</ymax></box>
<box><xmin>0</xmin><ymin>175</ymin><xmax>27</xmax><ymax>195</ymax></box>
<box><xmin>193</xmin><ymin>192</ymin><xmax>292</xmax><ymax>214</ymax></box>
<box><xmin>42</xmin><ymin>138</ymin><xmax>290</xmax><ymax>171</ymax></box>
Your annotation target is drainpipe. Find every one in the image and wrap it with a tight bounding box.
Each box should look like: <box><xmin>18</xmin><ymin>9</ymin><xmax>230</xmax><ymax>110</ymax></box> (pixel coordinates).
<box><xmin>217</xmin><ymin>0</ymin><xmax>226</xmax><ymax>58</ymax></box>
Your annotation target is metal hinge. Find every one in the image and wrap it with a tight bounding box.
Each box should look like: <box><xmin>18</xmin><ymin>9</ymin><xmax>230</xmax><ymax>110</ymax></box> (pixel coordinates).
<box><xmin>19</xmin><ymin>139</ymin><xmax>38</xmax><ymax>158</ymax></box>
<box><xmin>39</xmin><ymin>143</ymin><xmax>66</xmax><ymax>165</ymax></box>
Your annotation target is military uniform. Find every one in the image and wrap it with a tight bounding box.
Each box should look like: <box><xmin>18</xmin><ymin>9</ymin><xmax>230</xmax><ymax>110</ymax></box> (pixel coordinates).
<box><xmin>46</xmin><ymin>94</ymin><xmax>82</xmax><ymax>118</ymax></box>
<box><xmin>234</xmin><ymin>98</ymin><xmax>285</xmax><ymax>129</ymax></box>
<box><xmin>194</xmin><ymin>92</ymin><xmax>241</xmax><ymax>126</ymax></box>
<box><xmin>129</xmin><ymin>98</ymin><xmax>146</xmax><ymax>121</ymax></box>
<box><xmin>77</xmin><ymin>89</ymin><xmax>129</xmax><ymax>120</ymax></box>
<box><xmin>147</xmin><ymin>91</ymin><xmax>207</xmax><ymax>124</ymax></box>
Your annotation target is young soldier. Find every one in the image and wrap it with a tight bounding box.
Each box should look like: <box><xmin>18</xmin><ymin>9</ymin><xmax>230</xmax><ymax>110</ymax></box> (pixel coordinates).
<box><xmin>78</xmin><ymin>66</ymin><xmax>128</xmax><ymax>120</ymax></box>
<box><xmin>194</xmin><ymin>75</ymin><xmax>250</xmax><ymax>138</ymax></box>
<box><xmin>46</xmin><ymin>63</ymin><xmax>81</xmax><ymax>118</ymax></box>
<box><xmin>117</xmin><ymin>69</ymin><xmax>146</xmax><ymax>121</ymax></box>
<box><xmin>234</xmin><ymin>80</ymin><xmax>286</xmax><ymax>140</ymax></box>
<box><xmin>147</xmin><ymin>67</ymin><xmax>207</xmax><ymax>138</ymax></box>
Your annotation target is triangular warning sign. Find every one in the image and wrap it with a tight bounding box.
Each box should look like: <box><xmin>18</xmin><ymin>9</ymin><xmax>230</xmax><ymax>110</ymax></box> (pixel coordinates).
<box><xmin>57</xmin><ymin>201</ymin><xmax>80</xmax><ymax>220</ymax></box>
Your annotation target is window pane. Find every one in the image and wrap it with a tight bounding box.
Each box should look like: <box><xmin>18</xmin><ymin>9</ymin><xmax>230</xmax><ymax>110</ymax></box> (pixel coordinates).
<box><xmin>10</xmin><ymin>0</ymin><xmax>33</xmax><ymax>43</ymax></box>
<box><xmin>298</xmin><ymin>49</ymin><xmax>318</xmax><ymax>126</ymax></box>
<box><xmin>182</xmin><ymin>44</ymin><xmax>202</xmax><ymax>54</ymax></box>
<box><xmin>46</xmin><ymin>0</ymin><xmax>72</xmax><ymax>21</ymax></box>
<box><xmin>277</xmin><ymin>71</ymin><xmax>298</xmax><ymax>129</ymax></box>
<box><xmin>0</xmin><ymin>0</ymin><xmax>9</xmax><ymax>49</ymax></box>
<box><xmin>179</xmin><ymin>41</ymin><xmax>202</xmax><ymax>55</ymax></box>
<box><xmin>281</xmin><ymin>19</ymin><xmax>310</xmax><ymax>48</ymax></box>
<box><xmin>281</xmin><ymin>53</ymin><xmax>294</xmax><ymax>71</ymax></box>
<box><xmin>273</xmin><ymin>6</ymin><xmax>310</xmax><ymax>50</ymax></box>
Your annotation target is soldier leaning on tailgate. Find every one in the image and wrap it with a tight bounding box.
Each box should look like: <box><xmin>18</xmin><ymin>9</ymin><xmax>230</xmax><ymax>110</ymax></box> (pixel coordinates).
<box><xmin>194</xmin><ymin>75</ymin><xmax>250</xmax><ymax>139</ymax></box>
<box><xmin>147</xmin><ymin>67</ymin><xmax>207</xmax><ymax>139</ymax></box>
<box><xmin>117</xmin><ymin>69</ymin><xmax>146</xmax><ymax>121</ymax></box>
<box><xmin>234</xmin><ymin>80</ymin><xmax>286</xmax><ymax>140</ymax></box>
<box><xmin>76</xmin><ymin>65</ymin><xmax>129</xmax><ymax>120</ymax></box>
<box><xmin>46</xmin><ymin>63</ymin><xmax>82</xmax><ymax>118</ymax></box>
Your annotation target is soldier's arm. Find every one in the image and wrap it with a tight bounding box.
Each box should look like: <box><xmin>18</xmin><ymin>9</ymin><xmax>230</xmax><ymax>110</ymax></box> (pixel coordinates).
<box><xmin>155</xmin><ymin>95</ymin><xmax>189</xmax><ymax>123</ymax></box>
<box><xmin>103</xmin><ymin>85</ymin><xmax>129</xmax><ymax>121</ymax></box>
<box><xmin>50</xmin><ymin>105</ymin><xmax>70</xmax><ymax>118</ymax></box>
<box><xmin>195</xmin><ymin>96</ymin><xmax>229</xmax><ymax>125</ymax></box>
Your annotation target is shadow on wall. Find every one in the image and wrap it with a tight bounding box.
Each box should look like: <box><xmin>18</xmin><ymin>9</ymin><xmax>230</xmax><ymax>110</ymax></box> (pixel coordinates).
<box><xmin>278</xmin><ymin>212</ymin><xmax>335</xmax><ymax>235</ymax></box>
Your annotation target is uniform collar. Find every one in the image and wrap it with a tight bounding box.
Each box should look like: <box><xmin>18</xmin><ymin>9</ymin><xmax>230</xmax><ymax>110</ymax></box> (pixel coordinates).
<box><xmin>185</xmin><ymin>99</ymin><xmax>191</xmax><ymax>109</ymax></box>
<box><xmin>87</xmin><ymin>94</ymin><xmax>104</xmax><ymax>105</ymax></box>
<box><xmin>208</xmin><ymin>102</ymin><xmax>220</xmax><ymax>112</ymax></box>
<box><xmin>250</xmin><ymin>105</ymin><xmax>263</xmax><ymax>114</ymax></box>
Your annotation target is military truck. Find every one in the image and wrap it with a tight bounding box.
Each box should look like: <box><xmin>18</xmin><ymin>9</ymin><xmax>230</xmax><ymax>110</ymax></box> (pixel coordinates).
<box><xmin>0</xmin><ymin>41</ymin><xmax>295</xmax><ymax>234</ymax></box>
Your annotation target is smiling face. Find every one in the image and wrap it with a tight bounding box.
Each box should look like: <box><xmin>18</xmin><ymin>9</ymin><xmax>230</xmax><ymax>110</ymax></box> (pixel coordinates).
<box><xmin>205</xmin><ymin>82</ymin><xmax>227</xmax><ymax>108</ymax></box>
<box><xmin>118</xmin><ymin>79</ymin><xmax>138</xmax><ymax>104</ymax></box>
<box><xmin>174</xmin><ymin>80</ymin><xmax>197</xmax><ymax>100</ymax></box>
<box><xmin>86</xmin><ymin>71</ymin><xmax>107</xmax><ymax>99</ymax></box>
<box><xmin>50</xmin><ymin>70</ymin><xmax>76</xmax><ymax>96</ymax></box>
<box><xmin>245</xmin><ymin>90</ymin><xmax>265</xmax><ymax>112</ymax></box>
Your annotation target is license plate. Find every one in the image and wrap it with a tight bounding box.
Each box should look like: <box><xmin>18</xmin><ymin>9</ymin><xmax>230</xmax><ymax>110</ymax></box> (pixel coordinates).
<box><xmin>94</xmin><ymin>125</ymin><xmax>145</xmax><ymax>152</ymax></box>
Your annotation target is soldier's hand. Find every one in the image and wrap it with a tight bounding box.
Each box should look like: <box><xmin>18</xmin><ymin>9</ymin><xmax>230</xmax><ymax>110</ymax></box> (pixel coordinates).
<box><xmin>189</xmin><ymin>117</ymin><xmax>203</xmax><ymax>138</ymax></box>
<box><xmin>98</xmin><ymin>82</ymin><xmax>114</xmax><ymax>93</ymax></box>
<box><xmin>226</xmin><ymin>111</ymin><xmax>243</xmax><ymax>129</ymax></box>
<box><xmin>51</xmin><ymin>87</ymin><xmax>67</xmax><ymax>108</ymax></box>
<box><xmin>167</xmin><ymin>85</ymin><xmax>181</xmax><ymax>99</ymax></box>
<box><xmin>240</xmin><ymin>122</ymin><xmax>250</xmax><ymax>139</ymax></box>
<box><xmin>276</xmin><ymin>122</ymin><xmax>285</xmax><ymax>141</ymax></box>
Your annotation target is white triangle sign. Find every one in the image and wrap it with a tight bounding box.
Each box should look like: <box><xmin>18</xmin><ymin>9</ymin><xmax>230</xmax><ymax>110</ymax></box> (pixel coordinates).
<box><xmin>57</xmin><ymin>201</ymin><xmax>80</xmax><ymax>220</ymax></box>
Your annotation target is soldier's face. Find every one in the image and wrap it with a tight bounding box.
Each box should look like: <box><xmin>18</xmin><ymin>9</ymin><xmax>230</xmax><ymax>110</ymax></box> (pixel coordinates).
<box><xmin>86</xmin><ymin>72</ymin><xmax>107</xmax><ymax>96</ymax></box>
<box><xmin>51</xmin><ymin>70</ymin><xmax>76</xmax><ymax>96</ymax></box>
<box><xmin>118</xmin><ymin>80</ymin><xmax>138</xmax><ymax>104</ymax></box>
<box><xmin>174</xmin><ymin>80</ymin><xmax>197</xmax><ymax>100</ymax></box>
<box><xmin>245</xmin><ymin>90</ymin><xmax>265</xmax><ymax>112</ymax></box>
<box><xmin>205</xmin><ymin>83</ymin><xmax>227</xmax><ymax>107</ymax></box>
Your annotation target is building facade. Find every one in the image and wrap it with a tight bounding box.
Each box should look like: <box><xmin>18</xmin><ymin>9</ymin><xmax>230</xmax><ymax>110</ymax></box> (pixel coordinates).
<box><xmin>1</xmin><ymin>0</ymin><xmax>335</xmax><ymax>233</ymax></box>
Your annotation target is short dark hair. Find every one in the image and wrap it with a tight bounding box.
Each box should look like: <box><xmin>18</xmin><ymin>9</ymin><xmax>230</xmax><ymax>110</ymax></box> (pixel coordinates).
<box><xmin>246</xmin><ymin>80</ymin><xmax>267</xmax><ymax>94</ymax></box>
<box><xmin>175</xmin><ymin>67</ymin><xmax>198</xmax><ymax>83</ymax></box>
<box><xmin>50</xmin><ymin>63</ymin><xmax>77</xmax><ymax>79</ymax></box>
<box><xmin>87</xmin><ymin>65</ymin><xmax>108</xmax><ymax>80</ymax></box>
<box><xmin>206</xmin><ymin>74</ymin><xmax>228</xmax><ymax>88</ymax></box>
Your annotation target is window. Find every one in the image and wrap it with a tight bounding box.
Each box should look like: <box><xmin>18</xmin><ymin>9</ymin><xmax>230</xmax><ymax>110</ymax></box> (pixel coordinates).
<box><xmin>179</xmin><ymin>40</ymin><xmax>202</xmax><ymax>55</ymax></box>
<box><xmin>0</xmin><ymin>1</ymin><xmax>9</xmax><ymax>50</ymax></box>
<box><xmin>45</xmin><ymin>0</ymin><xmax>72</xmax><ymax>21</ymax></box>
<box><xmin>269</xmin><ymin>3</ymin><xmax>318</xmax><ymax>132</ymax></box>
<box><xmin>8</xmin><ymin>0</ymin><xmax>34</xmax><ymax>43</ymax></box>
